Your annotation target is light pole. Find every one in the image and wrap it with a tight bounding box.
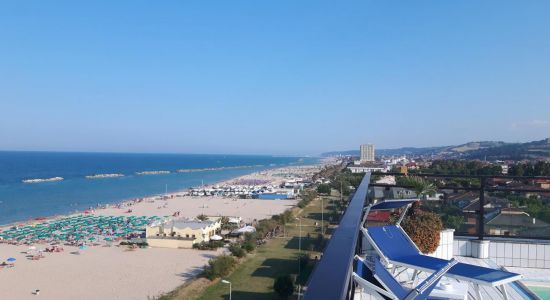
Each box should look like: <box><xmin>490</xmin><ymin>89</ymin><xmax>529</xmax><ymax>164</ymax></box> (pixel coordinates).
<box><xmin>295</xmin><ymin>217</ymin><xmax>302</xmax><ymax>274</ymax></box>
<box><xmin>321</xmin><ymin>197</ymin><xmax>324</xmax><ymax>236</ymax></box>
<box><xmin>295</xmin><ymin>217</ymin><xmax>302</xmax><ymax>253</ymax></box>
<box><xmin>295</xmin><ymin>217</ymin><xmax>302</xmax><ymax>300</ymax></box>
<box><xmin>221</xmin><ymin>279</ymin><xmax>231</xmax><ymax>300</ymax></box>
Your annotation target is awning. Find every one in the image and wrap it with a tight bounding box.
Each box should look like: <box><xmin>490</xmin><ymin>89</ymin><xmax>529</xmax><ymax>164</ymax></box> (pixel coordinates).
<box><xmin>370</xmin><ymin>199</ymin><xmax>418</xmax><ymax>210</ymax></box>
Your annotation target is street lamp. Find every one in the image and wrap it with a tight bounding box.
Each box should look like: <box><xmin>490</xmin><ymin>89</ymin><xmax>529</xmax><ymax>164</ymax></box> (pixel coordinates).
<box><xmin>321</xmin><ymin>197</ymin><xmax>324</xmax><ymax>236</ymax></box>
<box><xmin>221</xmin><ymin>279</ymin><xmax>231</xmax><ymax>300</ymax></box>
<box><xmin>295</xmin><ymin>217</ymin><xmax>302</xmax><ymax>300</ymax></box>
<box><xmin>295</xmin><ymin>217</ymin><xmax>302</xmax><ymax>254</ymax></box>
<box><xmin>295</xmin><ymin>217</ymin><xmax>302</xmax><ymax>274</ymax></box>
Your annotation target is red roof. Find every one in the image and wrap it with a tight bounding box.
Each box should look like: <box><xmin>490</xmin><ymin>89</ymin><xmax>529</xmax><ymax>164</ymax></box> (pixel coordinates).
<box><xmin>367</xmin><ymin>211</ymin><xmax>392</xmax><ymax>222</ymax></box>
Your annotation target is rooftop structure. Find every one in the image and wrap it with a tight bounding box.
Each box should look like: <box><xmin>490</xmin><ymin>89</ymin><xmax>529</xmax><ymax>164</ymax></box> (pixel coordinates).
<box><xmin>348</xmin><ymin>162</ymin><xmax>387</xmax><ymax>174</ymax></box>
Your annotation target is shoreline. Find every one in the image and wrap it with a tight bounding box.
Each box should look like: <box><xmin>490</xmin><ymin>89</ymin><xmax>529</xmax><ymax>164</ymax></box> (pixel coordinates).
<box><xmin>0</xmin><ymin>162</ymin><xmax>322</xmax><ymax>229</ymax></box>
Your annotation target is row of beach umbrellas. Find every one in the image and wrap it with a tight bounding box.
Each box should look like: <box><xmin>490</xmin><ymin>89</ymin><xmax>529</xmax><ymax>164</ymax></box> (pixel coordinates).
<box><xmin>0</xmin><ymin>215</ymin><xmax>164</xmax><ymax>244</ymax></box>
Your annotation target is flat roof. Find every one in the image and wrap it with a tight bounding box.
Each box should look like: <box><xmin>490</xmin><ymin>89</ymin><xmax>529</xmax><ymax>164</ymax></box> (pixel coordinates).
<box><xmin>172</xmin><ymin>220</ymin><xmax>215</xmax><ymax>230</ymax></box>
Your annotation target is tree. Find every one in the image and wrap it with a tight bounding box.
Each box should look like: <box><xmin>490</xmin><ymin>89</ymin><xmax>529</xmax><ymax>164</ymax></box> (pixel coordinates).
<box><xmin>444</xmin><ymin>215</ymin><xmax>464</xmax><ymax>231</ymax></box>
<box><xmin>316</xmin><ymin>184</ymin><xmax>331</xmax><ymax>195</ymax></box>
<box><xmin>203</xmin><ymin>255</ymin><xmax>236</xmax><ymax>280</ymax></box>
<box><xmin>196</xmin><ymin>214</ymin><xmax>208</xmax><ymax>221</ymax></box>
<box><xmin>273</xmin><ymin>275</ymin><xmax>294</xmax><ymax>298</ymax></box>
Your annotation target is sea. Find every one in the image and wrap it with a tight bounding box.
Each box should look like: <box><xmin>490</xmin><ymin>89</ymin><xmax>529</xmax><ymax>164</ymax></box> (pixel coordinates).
<box><xmin>0</xmin><ymin>151</ymin><xmax>317</xmax><ymax>225</ymax></box>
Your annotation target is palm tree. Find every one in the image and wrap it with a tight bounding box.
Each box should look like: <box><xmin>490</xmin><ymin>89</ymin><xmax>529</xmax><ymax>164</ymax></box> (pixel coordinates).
<box><xmin>403</xmin><ymin>176</ymin><xmax>436</xmax><ymax>200</ymax></box>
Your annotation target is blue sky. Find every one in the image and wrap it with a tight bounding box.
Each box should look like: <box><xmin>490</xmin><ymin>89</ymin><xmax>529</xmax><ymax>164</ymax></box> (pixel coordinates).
<box><xmin>1</xmin><ymin>1</ymin><xmax>549</xmax><ymax>155</ymax></box>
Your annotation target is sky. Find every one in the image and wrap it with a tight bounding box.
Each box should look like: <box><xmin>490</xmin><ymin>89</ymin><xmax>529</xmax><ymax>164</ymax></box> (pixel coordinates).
<box><xmin>1</xmin><ymin>1</ymin><xmax>549</xmax><ymax>155</ymax></box>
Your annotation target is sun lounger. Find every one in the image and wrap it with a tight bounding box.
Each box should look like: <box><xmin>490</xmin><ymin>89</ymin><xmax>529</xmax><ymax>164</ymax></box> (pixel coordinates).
<box><xmin>362</xmin><ymin>200</ymin><xmax>523</xmax><ymax>299</ymax></box>
<box><xmin>362</xmin><ymin>225</ymin><xmax>522</xmax><ymax>299</ymax></box>
<box><xmin>353</xmin><ymin>255</ymin><xmax>458</xmax><ymax>300</ymax></box>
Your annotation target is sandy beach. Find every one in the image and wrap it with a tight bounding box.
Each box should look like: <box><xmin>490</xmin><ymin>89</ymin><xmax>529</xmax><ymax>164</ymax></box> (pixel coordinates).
<box><xmin>0</xmin><ymin>164</ymin><xmax>321</xmax><ymax>300</ymax></box>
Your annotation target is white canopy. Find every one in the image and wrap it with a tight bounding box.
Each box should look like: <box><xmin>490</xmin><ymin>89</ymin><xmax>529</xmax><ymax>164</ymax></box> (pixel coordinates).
<box><xmin>210</xmin><ymin>235</ymin><xmax>223</xmax><ymax>241</ymax></box>
<box><xmin>228</xmin><ymin>217</ymin><xmax>241</xmax><ymax>224</ymax></box>
<box><xmin>236</xmin><ymin>226</ymin><xmax>256</xmax><ymax>234</ymax></box>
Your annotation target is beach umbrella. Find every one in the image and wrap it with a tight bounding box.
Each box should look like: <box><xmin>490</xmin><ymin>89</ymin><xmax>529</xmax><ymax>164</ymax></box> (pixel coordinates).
<box><xmin>7</xmin><ymin>257</ymin><xmax>16</xmax><ymax>262</ymax></box>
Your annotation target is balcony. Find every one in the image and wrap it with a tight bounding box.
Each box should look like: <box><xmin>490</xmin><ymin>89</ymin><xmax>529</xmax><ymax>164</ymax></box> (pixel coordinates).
<box><xmin>304</xmin><ymin>172</ymin><xmax>550</xmax><ymax>300</ymax></box>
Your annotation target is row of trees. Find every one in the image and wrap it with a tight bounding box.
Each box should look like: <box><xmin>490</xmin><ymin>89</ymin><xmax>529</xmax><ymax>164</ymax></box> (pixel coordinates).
<box><xmin>328</xmin><ymin>169</ymin><xmax>364</xmax><ymax>196</ymax></box>
<box><xmin>508</xmin><ymin>161</ymin><xmax>550</xmax><ymax>176</ymax></box>
<box><xmin>508</xmin><ymin>195</ymin><xmax>550</xmax><ymax>224</ymax></box>
<box><xmin>420</xmin><ymin>160</ymin><xmax>502</xmax><ymax>176</ymax></box>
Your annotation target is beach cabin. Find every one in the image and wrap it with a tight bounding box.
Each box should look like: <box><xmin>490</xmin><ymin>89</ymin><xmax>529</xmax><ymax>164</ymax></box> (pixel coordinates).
<box><xmin>146</xmin><ymin>219</ymin><xmax>221</xmax><ymax>249</ymax></box>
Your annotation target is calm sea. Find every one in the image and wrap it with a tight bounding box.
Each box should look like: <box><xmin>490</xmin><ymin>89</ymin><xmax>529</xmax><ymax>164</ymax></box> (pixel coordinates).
<box><xmin>0</xmin><ymin>151</ymin><xmax>317</xmax><ymax>225</ymax></box>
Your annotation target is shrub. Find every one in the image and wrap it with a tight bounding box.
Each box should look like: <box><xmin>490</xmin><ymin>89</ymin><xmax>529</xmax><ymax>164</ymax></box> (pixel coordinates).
<box><xmin>203</xmin><ymin>255</ymin><xmax>236</xmax><ymax>280</ymax></box>
<box><xmin>244</xmin><ymin>232</ymin><xmax>258</xmax><ymax>251</ymax></box>
<box><xmin>242</xmin><ymin>241</ymin><xmax>255</xmax><ymax>253</ymax></box>
<box><xmin>276</xmin><ymin>210</ymin><xmax>294</xmax><ymax>225</ymax></box>
<box><xmin>192</xmin><ymin>241</ymin><xmax>224</xmax><ymax>250</ymax></box>
<box><xmin>297</xmin><ymin>189</ymin><xmax>318</xmax><ymax>208</ymax></box>
<box><xmin>229</xmin><ymin>244</ymin><xmax>246</xmax><ymax>258</ymax></box>
<box><xmin>401</xmin><ymin>204</ymin><xmax>443</xmax><ymax>254</ymax></box>
<box><xmin>256</xmin><ymin>219</ymin><xmax>278</xmax><ymax>237</ymax></box>
<box><xmin>273</xmin><ymin>275</ymin><xmax>294</xmax><ymax>298</ymax></box>
<box><xmin>244</xmin><ymin>232</ymin><xmax>257</xmax><ymax>244</ymax></box>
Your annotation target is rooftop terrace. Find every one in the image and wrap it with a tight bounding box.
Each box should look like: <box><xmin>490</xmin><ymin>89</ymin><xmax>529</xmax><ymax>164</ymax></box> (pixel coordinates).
<box><xmin>303</xmin><ymin>172</ymin><xmax>550</xmax><ymax>300</ymax></box>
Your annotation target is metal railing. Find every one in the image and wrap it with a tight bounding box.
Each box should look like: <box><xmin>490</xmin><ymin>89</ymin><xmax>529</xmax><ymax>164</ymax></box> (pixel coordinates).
<box><xmin>303</xmin><ymin>172</ymin><xmax>371</xmax><ymax>300</ymax></box>
<box><xmin>370</xmin><ymin>172</ymin><xmax>550</xmax><ymax>240</ymax></box>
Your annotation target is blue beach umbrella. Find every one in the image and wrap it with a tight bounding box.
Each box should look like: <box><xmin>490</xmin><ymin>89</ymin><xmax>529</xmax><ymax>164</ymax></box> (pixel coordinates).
<box><xmin>7</xmin><ymin>257</ymin><xmax>16</xmax><ymax>262</ymax></box>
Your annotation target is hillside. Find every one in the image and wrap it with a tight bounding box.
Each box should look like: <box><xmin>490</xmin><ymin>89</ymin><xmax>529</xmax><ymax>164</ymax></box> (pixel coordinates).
<box><xmin>322</xmin><ymin>138</ymin><xmax>550</xmax><ymax>161</ymax></box>
<box><xmin>464</xmin><ymin>139</ymin><xmax>550</xmax><ymax>160</ymax></box>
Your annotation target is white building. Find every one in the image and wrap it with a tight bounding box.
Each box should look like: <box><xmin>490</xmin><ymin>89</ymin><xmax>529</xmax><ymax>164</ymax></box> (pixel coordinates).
<box><xmin>348</xmin><ymin>165</ymin><xmax>387</xmax><ymax>174</ymax></box>
<box><xmin>360</xmin><ymin>144</ymin><xmax>375</xmax><ymax>162</ymax></box>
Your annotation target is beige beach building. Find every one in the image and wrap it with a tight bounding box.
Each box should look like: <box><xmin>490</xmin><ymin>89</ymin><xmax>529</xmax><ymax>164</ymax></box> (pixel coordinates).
<box><xmin>146</xmin><ymin>219</ymin><xmax>221</xmax><ymax>249</ymax></box>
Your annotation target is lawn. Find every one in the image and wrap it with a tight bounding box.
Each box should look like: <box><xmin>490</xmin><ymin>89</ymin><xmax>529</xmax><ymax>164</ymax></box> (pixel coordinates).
<box><xmin>194</xmin><ymin>194</ymin><xmax>338</xmax><ymax>300</ymax></box>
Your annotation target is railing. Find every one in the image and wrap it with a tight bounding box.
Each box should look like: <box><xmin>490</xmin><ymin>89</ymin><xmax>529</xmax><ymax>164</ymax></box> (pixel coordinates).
<box><xmin>370</xmin><ymin>172</ymin><xmax>550</xmax><ymax>240</ymax></box>
<box><xmin>303</xmin><ymin>172</ymin><xmax>371</xmax><ymax>300</ymax></box>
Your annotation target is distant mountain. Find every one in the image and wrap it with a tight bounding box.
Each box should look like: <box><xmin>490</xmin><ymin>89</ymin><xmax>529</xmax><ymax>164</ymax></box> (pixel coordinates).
<box><xmin>376</xmin><ymin>146</ymin><xmax>447</xmax><ymax>157</ymax></box>
<box><xmin>322</xmin><ymin>139</ymin><xmax>550</xmax><ymax>161</ymax></box>
<box><xmin>463</xmin><ymin>139</ymin><xmax>550</xmax><ymax>161</ymax></box>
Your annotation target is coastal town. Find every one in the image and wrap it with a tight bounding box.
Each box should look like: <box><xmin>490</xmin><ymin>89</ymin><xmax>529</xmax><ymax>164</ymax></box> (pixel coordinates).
<box><xmin>0</xmin><ymin>163</ymin><xmax>324</xmax><ymax>299</ymax></box>
<box><xmin>3</xmin><ymin>1</ymin><xmax>550</xmax><ymax>299</ymax></box>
